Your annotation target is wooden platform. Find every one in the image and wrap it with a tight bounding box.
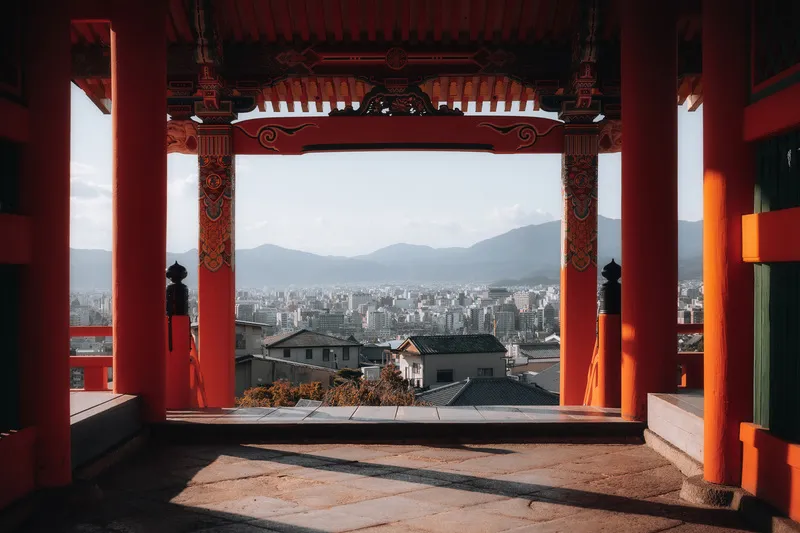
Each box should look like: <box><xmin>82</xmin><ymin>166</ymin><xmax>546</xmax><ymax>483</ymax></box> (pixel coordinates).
<box><xmin>156</xmin><ymin>405</ymin><xmax>646</xmax><ymax>444</ymax></box>
<box><xmin>70</xmin><ymin>391</ymin><xmax>141</xmax><ymax>469</ymax></box>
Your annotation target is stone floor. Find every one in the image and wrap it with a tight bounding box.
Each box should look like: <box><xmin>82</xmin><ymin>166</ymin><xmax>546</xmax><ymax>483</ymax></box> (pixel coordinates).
<box><xmin>20</xmin><ymin>442</ymin><xmax>756</xmax><ymax>533</ymax></box>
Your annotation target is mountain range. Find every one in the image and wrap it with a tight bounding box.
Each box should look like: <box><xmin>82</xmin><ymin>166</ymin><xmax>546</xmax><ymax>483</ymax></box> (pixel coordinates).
<box><xmin>69</xmin><ymin>216</ymin><xmax>703</xmax><ymax>289</ymax></box>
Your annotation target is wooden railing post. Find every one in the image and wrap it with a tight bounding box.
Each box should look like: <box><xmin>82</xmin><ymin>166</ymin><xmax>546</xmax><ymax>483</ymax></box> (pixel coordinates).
<box><xmin>165</xmin><ymin>262</ymin><xmax>191</xmax><ymax>410</ymax></box>
<box><xmin>593</xmin><ymin>260</ymin><xmax>622</xmax><ymax>408</ymax></box>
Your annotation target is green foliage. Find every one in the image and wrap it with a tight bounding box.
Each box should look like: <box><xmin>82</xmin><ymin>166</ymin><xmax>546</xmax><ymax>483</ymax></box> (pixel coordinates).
<box><xmin>236</xmin><ymin>380</ymin><xmax>324</xmax><ymax>407</ymax></box>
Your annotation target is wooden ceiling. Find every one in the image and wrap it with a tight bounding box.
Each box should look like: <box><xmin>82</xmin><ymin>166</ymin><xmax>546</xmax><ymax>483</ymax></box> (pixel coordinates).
<box><xmin>70</xmin><ymin>0</ymin><xmax>703</xmax><ymax>115</ymax></box>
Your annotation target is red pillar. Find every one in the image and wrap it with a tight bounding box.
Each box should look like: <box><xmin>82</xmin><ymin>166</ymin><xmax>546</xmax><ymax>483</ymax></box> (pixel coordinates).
<box><xmin>702</xmin><ymin>0</ymin><xmax>753</xmax><ymax>486</ymax></box>
<box><xmin>560</xmin><ymin>127</ymin><xmax>599</xmax><ymax>405</ymax></box>
<box><xmin>197</xmin><ymin>120</ymin><xmax>236</xmax><ymax>408</ymax></box>
<box><xmin>111</xmin><ymin>1</ymin><xmax>168</xmax><ymax>422</ymax></box>
<box><xmin>620</xmin><ymin>1</ymin><xmax>678</xmax><ymax>421</ymax></box>
<box><xmin>19</xmin><ymin>0</ymin><xmax>72</xmax><ymax>487</ymax></box>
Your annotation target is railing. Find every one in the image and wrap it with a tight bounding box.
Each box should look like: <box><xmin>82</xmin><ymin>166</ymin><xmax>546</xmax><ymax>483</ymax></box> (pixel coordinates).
<box><xmin>677</xmin><ymin>323</ymin><xmax>703</xmax><ymax>389</ymax></box>
<box><xmin>69</xmin><ymin>326</ymin><xmax>112</xmax><ymax>392</ymax></box>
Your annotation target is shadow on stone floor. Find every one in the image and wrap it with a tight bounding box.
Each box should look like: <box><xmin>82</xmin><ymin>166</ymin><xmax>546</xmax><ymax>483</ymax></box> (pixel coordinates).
<box><xmin>15</xmin><ymin>442</ymin><xmax>757</xmax><ymax>533</ymax></box>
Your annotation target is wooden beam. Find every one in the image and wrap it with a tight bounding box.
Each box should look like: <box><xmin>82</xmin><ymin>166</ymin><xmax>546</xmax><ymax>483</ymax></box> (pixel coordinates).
<box><xmin>743</xmin><ymin>208</ymin><xmax>800</xmax><ymax>263</ymax></box>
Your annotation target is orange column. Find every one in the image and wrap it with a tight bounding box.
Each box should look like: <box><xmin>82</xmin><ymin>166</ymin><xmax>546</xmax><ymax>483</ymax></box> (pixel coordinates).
<box><xmin>19</xmin><ymin>0</ymin><xmax>72</xmax><ymax>487</ymax></box>
<box><xmin>702</xmin><ymin>0</ymin><xmax>753</xmax><ymax>486</ymax></box>
<box><xmin>620</xmin><ymin>1</ymin><xmax>678</xmax><ymax>421</ymax></box>
<box><xmin>560</xmin><ymin>127</ymin><xmax>600</xmax><ymax>405</ymax></box>
<box><xmin>196</xmin><ymin>116</ymin><xmax>236</xmax><ymax>408</ymax></box>
<box><xmin>111</xmin><ymin>1</ymin><xmax>168</xmax><ymax>422</ymax></box>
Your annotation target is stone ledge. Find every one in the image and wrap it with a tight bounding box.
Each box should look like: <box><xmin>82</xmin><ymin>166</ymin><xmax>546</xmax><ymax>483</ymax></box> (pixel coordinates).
<box><xmin>644</xmin><ymin>428</ymin><xmax>703</xmax><ymax>477</ymax></box>
<box><xmin>680</xmin><ymin>474</ymin><xmax>745</xmax><ymax>509</ymax></box>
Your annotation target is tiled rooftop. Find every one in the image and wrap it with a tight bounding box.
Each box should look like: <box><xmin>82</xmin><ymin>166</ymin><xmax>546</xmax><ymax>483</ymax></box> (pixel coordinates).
<box><xmin>21</xmin><ymin>442</ymin><xmax>754</xmax><ymax>532</ymax></box>
<box><xmin>401</xmin><ymin>335</ymin><xmax>507</xmax><ymax>355</ymax></box>
<box><xmin>416</xmin><ymin>378</ymin><xmax>559</xmax><ymax>407</ymax></box>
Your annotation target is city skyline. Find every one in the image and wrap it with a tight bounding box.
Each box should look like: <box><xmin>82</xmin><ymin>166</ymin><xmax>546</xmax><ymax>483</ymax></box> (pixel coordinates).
<box><xmin>71</xmin><ymin>84</ymin><xmax>704</xmax><ymax>256</ymax></box>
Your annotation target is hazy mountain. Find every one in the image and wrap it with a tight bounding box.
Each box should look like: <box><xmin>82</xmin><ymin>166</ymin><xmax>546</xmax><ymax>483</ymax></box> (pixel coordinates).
<box><xmin>69</xmin><ymin>216</ymin><xmax>703</xmax><ymax>289</ymax></box>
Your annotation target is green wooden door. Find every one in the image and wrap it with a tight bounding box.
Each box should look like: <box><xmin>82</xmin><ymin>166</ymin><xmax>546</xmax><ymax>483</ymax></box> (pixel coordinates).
<box><xmin>754</xmin><ymin>128</ymin><xmax>800</xmax><ymax>442</ymax></box>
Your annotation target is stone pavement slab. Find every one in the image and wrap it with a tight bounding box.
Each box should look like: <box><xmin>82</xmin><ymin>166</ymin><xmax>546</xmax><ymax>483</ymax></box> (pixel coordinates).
<box><xmin>19</xmin><ymin>442</ymin><xmax>758</xmax><ymax>533</ymax></box>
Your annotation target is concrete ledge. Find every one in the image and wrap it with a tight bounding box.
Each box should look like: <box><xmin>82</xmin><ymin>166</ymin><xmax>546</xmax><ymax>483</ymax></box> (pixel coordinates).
<box><xmin>74</xmin><ymin>429</ymin><xmax>150</xmax><ymax>481</ymax></box>
<box><xmin>644</xmin><ymin>428</ymin><xmax>703</xmax><ymax>477</ymax></box>
<box><xmin>680</xmin><ymin>474</ymin><xmax>745</xmax><ymax>509</ymax></box>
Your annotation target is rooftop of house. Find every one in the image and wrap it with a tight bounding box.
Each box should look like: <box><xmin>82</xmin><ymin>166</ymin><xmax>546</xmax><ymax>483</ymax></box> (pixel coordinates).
<box><xmin>234</xmin><ymin>354</ymin><xmax>338</xmax><ymax>373</ymax></box>
<box><xmin>520</xmin><ymin>345</ymin><xmax>561</xmax><ymax>360</ymax></box>
<box><xmin>263</xmin><ymin>329</ymin><xmax>363</xmax><ymax>349</ymax></box>
<box><xmin>417</xmin><ymin>377</ymin><xmax>559</xmax><ymax>407</ymax></box>
<box><xmin>397</xmin><ymin>334</ymin><xmax>507</xmax><ymax>356</ymax></box>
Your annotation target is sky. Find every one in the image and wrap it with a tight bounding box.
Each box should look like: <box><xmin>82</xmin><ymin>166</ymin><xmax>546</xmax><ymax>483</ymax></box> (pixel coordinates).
<box><xmin>70</xmin><ymin>84</ymin><xmax>703</xmax><ymax>257</ymax></box>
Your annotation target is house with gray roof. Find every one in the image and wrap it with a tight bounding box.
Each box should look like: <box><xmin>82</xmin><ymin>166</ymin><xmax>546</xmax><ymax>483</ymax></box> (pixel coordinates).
<box><xmin>262</xmin><ymin>329</ymin><xmax>362</xmax><ymax>370</ymax></box>
<box><xmin>416</xmin><ymin>376</ymin><xmax>559</xmax><ymax>406</ymax></box>
<box><xmin>392</xmin><ymin>334</ymin><xmax>507</xmax><ymax>389</ymax></box>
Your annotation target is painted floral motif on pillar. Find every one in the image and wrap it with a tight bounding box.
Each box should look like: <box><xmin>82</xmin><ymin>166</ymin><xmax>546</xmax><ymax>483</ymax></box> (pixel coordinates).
<box><xmin>198</xmin><ymin>126</ymin><xmax>234</xmax><ymax>272</ymax></box>
<box><xmin>562</xmin><ymin>134</ymin><xmax>598</xmax><ymax>272</ymax></box>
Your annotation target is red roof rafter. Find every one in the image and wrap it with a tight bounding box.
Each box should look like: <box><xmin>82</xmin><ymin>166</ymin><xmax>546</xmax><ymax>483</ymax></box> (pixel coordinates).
<box><xmin>170</xmin><ymin>0</ymin><xmax>194</xmax><ymax>42</ymax></box>
<box><xmin>366</xmin><ymin>0</ymin><xmax>377</xmax><ymax>41</ymax></box>
<box><xmin>330</xmin><ymin>0</ymin><xmax>344</xmax><ymax>41</ymax></box>
<box><xmin>400</xmin><ymin>0</ymin><xmax>411</xmax><ymax>40</ymax></box>
<box><xmin>348</xmin><ymin>0</ymin><xmax>360</xmax><ymax>41</ymax></box>
<box><xmin>254</xmin><ymin>1</ymin><xmax>277</xmax><ymax>42</ymax></box>
<box><xmin>276</xmin><ymin>0</ymin><xmax>293</xmax><ymax>42</ymax></box>
<box><xmin>383</xmin><ymin>0</ymin><xmax>395</xmax><ymax>41</ymax></box>
<box><xmin>238</xmin><ymin>0</ymin><xmax>260</xmax><ymax>41</ymax></box>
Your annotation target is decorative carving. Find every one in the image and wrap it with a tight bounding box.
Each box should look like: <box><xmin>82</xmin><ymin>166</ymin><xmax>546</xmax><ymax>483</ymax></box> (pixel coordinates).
<box><xmin>598</xmin><ymin>119</ymin><xmax>622</xmax><ymax>154</ymax></box>
<box><xmin>330</xmin><ymin>85</ymin><xmax>462</xmax><ymax>116</ymax></box>
<box><xmin>478</xmin><ymin>122</ymin><xmax>560</xmax><ymax>151</ymax></box>
<box><xmin>385</xmin><ymin>47</ymin><xmax>408</xmax><ymax>70</ymax></box>
<box><xmin>167</xmin><ymin>120</ymin><xmax>199</xmax><ymax>154</ymax></box>
<box><xmin>562</xmin><ymin>153</ymin><xmax>598</xmax><ymax>271</ymax></box>
<box><xmin>237</xmin><ymin>123</ymin><xmax>318</xmax><ymax>152</ymax></box>
<box><xmin>199</xmin><ymin>153</ymin><xmax>234</xmax><ymax>272</ymax></box>
<box><xmin>192</xmin><ymin>0</ymin><xmax>222</xmax><ymax>66</ymax></box>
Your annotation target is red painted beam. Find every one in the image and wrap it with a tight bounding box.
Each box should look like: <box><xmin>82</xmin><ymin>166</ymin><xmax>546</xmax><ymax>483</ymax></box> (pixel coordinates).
<box><xmin>676</xmin><ymin>323</ymin><xmax>703</xmax><ymax>335</ymax></box>
<box><xmin>742</xmin><ymin>207</ymin><xmax>800</xmax><ymax>262</ymax></box>
<box><xmin>69</xmin><ymin>355</ymin><xmax>114</xmax><ymax>368</ymax></box>
<box><xmin>233</xmin><ymin>115</ymin><xmax>565</xmax><ymax>155</ymax></box>
<box><xmin>70</xmin><ymin>325</ymin><xmax>113</xmax><ymax>337</ymax></box>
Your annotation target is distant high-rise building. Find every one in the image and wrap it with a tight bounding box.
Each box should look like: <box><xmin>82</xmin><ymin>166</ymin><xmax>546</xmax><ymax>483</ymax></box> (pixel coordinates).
<box><xmin>317</xmin><ymin>312</ymin><xmax>345</xmax><ymax>333</ymax></box>
<box><xmin>349</xmin><ymin>292</ymin><xmax>371</xmax><ymax>310</ymax></box>
<box><xmin>236</xmin><ymin>303</ymin><xmax>255</xmax><ymax>322</ymax></box>
<box><xmin>495</xmin><ymin>311</ymin><xmax>516</xmax><ymax>339</ymax></box>
<box><xmin>691</xmin><ymin>306</ymin><xmax>704</xmax><ymax>324</ymax></box>
<box><xmin>677</xmin><ymin>309</ymin><xmax>691</xmax><ymax>324</ymax></box>
<box><xmin>366</xmin><ymin>310</ymin><xmax>389</xmax><ymax>331</ymax></box>
<box><xmin>513</xmin><ymin>291</ymin><xmax>536</xmax><ymax>311</ymax></box>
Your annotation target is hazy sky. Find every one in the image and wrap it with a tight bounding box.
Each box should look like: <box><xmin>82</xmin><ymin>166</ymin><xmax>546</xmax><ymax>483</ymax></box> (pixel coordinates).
<box><xmin>70</xmin><ymin>84</ymin><xmax>703</xmax><ymax>257</ymax></box>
